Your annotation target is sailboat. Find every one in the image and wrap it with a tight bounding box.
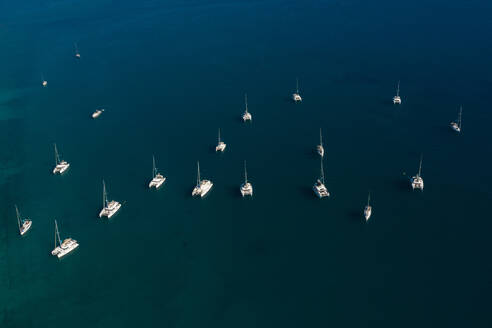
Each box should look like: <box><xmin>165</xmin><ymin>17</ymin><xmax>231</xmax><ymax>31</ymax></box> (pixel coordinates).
<box><xmin>51</xmin><ymin>220</ymin><xmax>79</xmax><ymax>258</ymax></box>
<box><xmin>148</xmin><ymin>155</ymin><xmax>166</xmax><ymax>189</ymax></box>
<box><xmin>317</xmin><ymin>128</ymin><xmax>325</xmax><ymax>157</ymax></box>
<box><xmin>99</xmin><ymin>180</ymin><xmax>122</xmax><ymax>218</ymax></box>
<box><xmin>292</xmin><ymin>78</ymin><xmax>302</xmax><ymax>102</ymax></box>
<box><xmin>92</xmin><ymin>108</ymin><xmax>105</xmax><ymax>119</ymax></box>
<box><xmin>313</xmin><ymin>157</ymin><xmax>330</xmax><ymax>198</ymax></box>
<box><xmin>52</xmin><ymin>143</ymin><xmax>70</xmax><ymax>174</ymax></box>
<box><xmin>242</xmin><ymin>94</ymin><xmax>252</xmax><ymax>122</ymax></box>
<box><xmin>393</xmin><ymin>80</ymin><xmax>401</xmax><ymax>104</ymax></box>
<box><xmin>240</xmin><ymin>160</ymin><xmax>253</xmax><ymax>196</ymax></box>
<box><xmin>41</xmin><ymin>73</ymin><xmax>48</xmax><ymax>87</ymax></box>
<box><xmin>192</xmin><ymin>161</ymin><xmax>213</xmax><ymax>197</ymax></box>
<box><xmin>15</xmin><ymin>205</ymin><xmax>32</xmax><ymax>236</ymax></box>
<box><xmin>450</xmin><ymin>106</ymin><xmax>462</xmax><ymax>133</ymax></box>
<box><xmin>74</xmin><ymin>42</ymin><xmax>81</xmax><ymax>58</ymax></box>
<box><xmin>215</xmin><ymin>128</ymin><xmax>227</xmax><ymax>152</ymax></box>
<box><xmin>364</xmin><ymin>192</ymin><xmax>372</xmax><ymax>221</ymax></box>
<box><xmin>410</xmin><ymin>154</ymin><xmax>424</xmax><ymax>190</ymax></box>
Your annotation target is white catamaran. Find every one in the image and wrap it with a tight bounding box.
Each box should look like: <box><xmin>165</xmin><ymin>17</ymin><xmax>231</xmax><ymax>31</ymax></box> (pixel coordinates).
<box><xmin>410</xmin><ymin>154</ymin><xmax>424</xmax><ymax>191</ymax></box>
<box><xmin>51</xmin><ymin>220</ymin><xmax>79</xmax><ymax>258</ymax></box>
<box><xmin>149</xmin><ymin>155</ymin><xmax>166</xmax><ymax>189</ymax></box>
<box><xmin>242</xmin><ymin>94</ymin><xmax>252</xmax><ymax>122</ymax></box>
<box><xmin>292</xmin><ymin>78</ymin><xmax>302</xmax><ymax>102</ymax></box>
<box><xmin>92</xmin><ymin>108</ymin><xmax>105</xmax><ymax>119</ymax></box>
<box><xmin>52</xmin><ymin>143</ymin><xmax>70</xmax><ymax>174</ymax></box>
<box><xmin>317</xmin><ymin>128</ymin><xmax>325</xmax><ymax>157</ymax></box>
<box><xmin>393</xmin><ymin>80</ymin><xmax>401</xmax><ymax>104</ymax></box>
<box><xmin>313</xmin><ymin>157</ymin><xmax>330</xmax><ymax>198</ymax></box>
<box><xmin>15</xmin><ymin>205</ymin><xmax>32</xmax><ymax>236</ymax></box>
<box><xmin>215</xmin><ymin>128</ymin><xmax>227</xmax><ymax>152</ymax></box>
<box><xmin>240</xmin><ymin>160</ymin><xmax>253</xmax><ymax>197</ymax></box>
<box><xmin>450</xmin><ymin>106</ymin><xmax>462</xmax><ymax>133</ymax></box>
<box><xmin>364</xmin><ymin>192</ymin><xmax>372</xmax><ymax>221</ymax></box>
<box><xmin>99</xmin><ymin>180</ymin><xmax>122</xmax><ymax>218</ymax></box>
<box><xmin>192</xmin><ymin>161</ymin><xmax>213</xmax><ymax>197</ymax></box>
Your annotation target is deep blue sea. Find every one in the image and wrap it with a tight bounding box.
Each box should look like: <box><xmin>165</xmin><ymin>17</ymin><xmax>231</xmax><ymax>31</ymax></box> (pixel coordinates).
<box><xmin>1</xmin><ymin>0</ymin><xmax>492</xmax><ymax>327</ymax></box>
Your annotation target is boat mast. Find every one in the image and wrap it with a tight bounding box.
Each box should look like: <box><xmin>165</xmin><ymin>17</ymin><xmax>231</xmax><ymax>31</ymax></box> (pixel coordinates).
<box><xmin>15</xmin><ymin>205</ymin><xmax>21</xmax><ymax>231</ymax></box>
<box><xmin>244</xmin><ymin>94</ymin><xmax>248</xmax><ymax>113</ymax></box>
<box><xmin>396</xmin><ymin>80</ymin><xmax>400</xmax><ymax>97</ymax></box>
<box><xmin>367</xmin><ymin>192</ymin><xmax>371</xmax><ymax>207</ymax></box>
<box><xmin>296</xmin><ymin>78</ymin><xmax>299</xmax><ymax>94</ymax></box>
<box><xmin>244</xmin><ymin>160</ymin><xmax>248</xmax><ymax>184</ymax></box>
<box><xmin>458</xmin><ymin>106</ymin><xmax>462</xmax><ymax>130</ymax></box>
<box><xmin>152</xmin><ymin>155</ymin><xmax>156</xmax><ymax>179</ymax></box>
<box><xmin>102</xmin><ymin>180</ymin><xmax>107</xmax><ymax>208</ymax></box>
<box><xmin>320</xmin><ymin>157</ymin><xmax>325</xmax><ymax>185</ymax></box>
<box><xmin>54</xmin><ymin>143</ymin><xmax>60</xmax><ymax>165</ymax></box>
<box><xmin>319</xmin><ymin>128</ymin><xmax>323</xmax><ymax>147</ymax></box>
<box><xmin>74</xmin><ymin>42</ymin><xmax>79</xmax><ymax>54</ymax></box>
<box><xmin>418</xmin><ymin>154</ymin><xmax>423</xmax><ymax>177</ymax></box>
<box><xmin>54</xmin><ymin>220</ymin><xmax>62</xmax><ymax>247</ymax></box>
<box><xmin>196</xmin><ymin>161</ymin><xmax>201</xmax><ymax>186</ymax></box>
<box><xmin>218</xmin><ymin>128</ymin><xmax>221</xmax><ymax>143</ymax></box>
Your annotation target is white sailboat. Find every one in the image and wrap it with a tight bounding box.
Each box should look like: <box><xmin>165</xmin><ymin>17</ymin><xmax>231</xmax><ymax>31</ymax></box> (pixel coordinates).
<box><xmin>317</xmin><ymin>128</ymin><xmax>325</xmax><ymax>157</ymax></box>
<box><xmin>74</xmin><ymin>42</ymin><xmax>81</xmax><ymax>58</ymax></box>
<box><xmin>292</xmin><ymin>78</ymin><xmax>302</xmax><ymax>102</ymax></box>
<box><xmin>51</xmin><ymin>220</ymin><xmax>79</xmax><ymax>258</ymax></box>
<box><xmin>92</xmin><ymin>108</ymin><xmax>105</xmax><ymax>119</ymax></box>
<box><xmin>450</xmin><ymin>106</ymin><xmax>462</xmax><ymax>133</ymax></box>
<box><xmin>393</xmin><ymin>80</ymin><xmax>401</xmax><ymax>104</ymax></box>
<box><xmin>99</xmin><ymin>180</ymin><xmax>122</xmax><ymax>218</ymax></box>
<box><xmin>240</xmin><ymin>160</ymin><xmax>253</xmax><ymax>196</ymax></box>
<box><xmin>192</xmin><ymin>161</ymin><xmax>213</xmax><ymax>197</ymax></box>
<box><xmin>242</xmin><ymin>94</ymin><xmax>252</xmax><ymax>122</ymax></box>
<box><xmin>364</xmin><ymin>192</ymin><xmax>372</xmax><ymax>221</ymax></box>
<box><xmin>52</xmin><ymin>143</ymin><xmax>70</xmax><ymax>174</ymax></box>
<box><xmin>149</xmin><ymin>155</ymin><xmax>166</xmax><ymax>189</ymax></box>
<box><xmin>313</xmin><ymin>157</ymin><xmax>330</xmax><ymax>198</ymax></box>
<box><xmin>42</xmin><ymin>73</ymin><xmax>48</xmax><ymax>87</ymax></box>
<box><xmin>215</xmin><ymin>128</ymin><xmax>227</xmax><ymax>152</ymax></box>
<box><xmin>410</xmin><ymin>154</ymin><xmax>424</xmax><ymax>191</ymax></box>
<box><xmin>15</xmin><ymin>205</ymin><xmax>32</xmax><ymax>236</ymax></box>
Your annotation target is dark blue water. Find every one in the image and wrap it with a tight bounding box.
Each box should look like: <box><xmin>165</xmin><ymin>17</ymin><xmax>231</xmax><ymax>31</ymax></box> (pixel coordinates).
<box><xmin>1</xmin><ymin>0</ymin><xmax>492</xmax><ymax>327</ymax></box>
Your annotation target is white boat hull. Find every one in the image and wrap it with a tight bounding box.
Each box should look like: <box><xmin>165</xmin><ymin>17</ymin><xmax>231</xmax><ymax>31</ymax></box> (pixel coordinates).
<box><xmin>240</xmin><ymin>183</ymin><xmax>253</xmax><ymax>196</ymax></box>
<box><xmin>313</xmin><ymin>183</ymin><xmax>330</xmax><ymax>198</ymax></box>
<box><xmin>53</xmin><ymin>162</ymin><xmax>70</xmax><ymax>174</ymax></box>
<box><xmin>20</xmin><ymin>220</ymin><xmax>32</xmax><ymax>236</ymax></box>
<box><xmin>52</xmin><ymin>242</ymin><xmax>79</xmax><ymax>258</ymax></box>
<box><xmin>149</xmin><ymin>177</ymin><xmax>166</xmax><ymax>189</ymax></box>
<box><xmin>450</xmin><ymin>122</ymin><xmax>461</xmax><ymax>133</ymax></box>
<box><xmin>364</xmin><ymin>206</ymin><xmax>372</xmax><ymax>221</ymax></box>
<box><xmin>216</xmin><ymin>143</ymin><xmax>227</xmax><ymax>152</ymax></box>
<box><xmin>292</xmin><ymin>93</ymin><xmax>302</xmax><ymax>102</ymax></box>
<box><xmin>192</xmin><ymin>180</ymin><xmax>213</xmax><ymax>197</ymax></box>
<box><xmin>99</xmin><ymin>202</ymin><xmax>122</xmax><ymax>218</ymax></box>
<box><xmin>393</xmin><ymin>96</ymin><xmax>401</xmax><ymax>104</ymax></box>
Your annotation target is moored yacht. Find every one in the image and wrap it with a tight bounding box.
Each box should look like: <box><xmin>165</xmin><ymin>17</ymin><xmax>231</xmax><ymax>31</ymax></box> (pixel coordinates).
<box><xmin>317</xmin><ymin>128</ymin><xmax>324</xmax><ymax>157</ymax></box>
<box><xmin>450</xmin><ymin>106</ymin><xmax>462</xmax><ymax>133</ymax></box>
<box><xmin>393</xmin><ymin>80</ymin><xmax>401</xmax><ymax>104</ymax></box>
<box><xmin>52</xmin><ymin>143</ymin><xmax>70</xmax><ymax>174</ymax></box>
<box><xmin>410</xmin><ymin>154</ymin><xmax>424</xmax><ymax>190</ymax></box>
<box><xmin>215</xmin><ymin>128</ymin><xmax>227</xmax><ymax>152</ymax></box>
<box><xmin>242</xmin><ymin>94</ymin><xmax>252</xmax><ymax>122</ymax></box>
<box><xmin>240</xmin><ymin>160</ymin><xmax>253</xmax><ymax>196</ymax></box>
<box><xmin>192</xmin><ymin>161</ymin><xmax>213</xmax><ymax>197</ymax></box>
<box><xmin>313</xmin><ymin>157</ymin><xmax>330</xmax><ymax>198</ymax></box>
<box><xmin>74</xmin><ymin>42</ymin><xmax>81</xmax><ymax>58</ymax></box>
<box><xmin>15</xmin><ymin>205</ymin><xmax>32</xmax><ymax>236</ymax></box>
<box><xmin>92</xmin><ymin>108</ymin><xmax>104</xmax><ymax>119</ymax></box>
<box><xmin>51</xmin><ymin>220</ymin><xmax>79</xmax><ymax>258</ymax></box>
<box><xmin>149</xmin><ymin>155</ymin><xmax>166</xmax><ymax>189</ymax></box>
<box><xmin>99</xmin><ymin>180</ymin><xmax>122</xmax><ymax>218</ymax></box>
<box><xmin>292</xmin><ymin>78</ymin><xmax>302</xmax><ymax>102</ymax></box>
<box><xmin>364</xmin><ymin>192</ymin><xmax>372</xmax><ymax>221</ymax></box>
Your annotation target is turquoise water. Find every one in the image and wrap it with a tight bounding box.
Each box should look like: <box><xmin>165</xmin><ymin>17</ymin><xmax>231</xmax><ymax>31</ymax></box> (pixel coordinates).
<box><xmin>1</xmin><ymin>0</ymin><xmax>492</xmax><ymax>327</ymax></box>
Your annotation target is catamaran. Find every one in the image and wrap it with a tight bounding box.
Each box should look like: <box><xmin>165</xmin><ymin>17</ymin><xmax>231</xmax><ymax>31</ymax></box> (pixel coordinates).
<box><xmin>15</xmin><ymin>205</ymin><xmax>32</xmax><ymax>236</ymax></box>
<box><xmin>149</xmin><ymin>155</ymin><xmax>166</xmax><ymax>189</ymax></box>
<box><xmin>292</xmin><ymin>78</ymin><xmax>302</xmax><ymax>102</ymax></box>
<box><xmin>450</xmin><ymin>106</ymin><xmax>462</xmax><ymax>133</ymax></box>
<box><xmin>410</xmin><ymin>154</ymin><xmax>424</xmax><ymax>191</ymax></box>
<box><xmin>99</xmin><ymin>180</ymin><xmax>122</xmax><ymax>218</ymax></box>
<box><xmin>51</xmin><ymin>220</ymin><xmax>79</xmax><ymax>258</ymax></box>
<box><xmin>52</xmin><ymin>143</ymin><xmax>70</xmax><ymax>174</ymax></box>
<box><xmin>92</xmin><ymin>108</ymin><xmax>105</xmax><ymax>119</ymax></box>
<box><xmin>240</xmin><ymin>160</ymin><xmax>253</xmax><ymax>196</ymax></box>
<box><xmin>192</xmin><ymin>161</ymin><xmax>213</xmax><ymax>197</ymax></box>
<box><xmin>313</xmin><ymin>157</ymin><xmax>330</xmax><ymax>198</ymax></box>
<box><xmin>42</xmin><ymin>74</ymin><xmax>48</xmax><ymax>87</ymax></box>
<box><xmin>317</xmin><ymin>128</ymin><xmax>325</xmax><ymax>157</ymax></box>
<box><xmin>393</xmin><ymin>80</ymin><xmax>401</xmax><ymax>104</ymax></box>
<box><xmin>74</xmin><ymin>42</ymin><xmax>81</xmax><ymax>58</ymax></box>
<box><xmin>364</xmin><ymin>192</ymin><xmax>372</xmax><ymax>221</ymax></box>
<box><xmin>242</xmin><ymin>94</ymin><xmax>252</xmax><ymax>122</ymax></box>
<box><xmin>215</xmin><ymin>128</ymin><xmax>227</xmax><ymax>152</ymax></box>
